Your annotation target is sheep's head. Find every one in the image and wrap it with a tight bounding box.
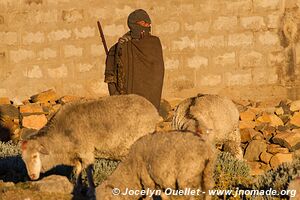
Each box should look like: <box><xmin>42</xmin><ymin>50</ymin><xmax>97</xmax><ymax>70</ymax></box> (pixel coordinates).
<box><xmin>21</xmin><ymin>140</ymin><xmax>48</xmax><ymax>180</ymax></box>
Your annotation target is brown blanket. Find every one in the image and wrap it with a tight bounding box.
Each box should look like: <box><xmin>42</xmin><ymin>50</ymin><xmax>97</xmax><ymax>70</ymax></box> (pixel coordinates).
<box><xmin>105</xmin><ymin>35</ymin><xmax>164</xmax><ymax>110</ymax></box>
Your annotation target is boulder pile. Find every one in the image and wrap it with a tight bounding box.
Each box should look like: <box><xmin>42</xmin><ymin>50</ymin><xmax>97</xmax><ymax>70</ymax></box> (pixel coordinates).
<box><xmin>0</xmin><ymin>89</ymin><xmax>85</xmax><ymax>141</ymax></box>
<box><xmin>233</xmin><ymin>99</ymin><xmax>300</xmax><ymax>175</ymax></box>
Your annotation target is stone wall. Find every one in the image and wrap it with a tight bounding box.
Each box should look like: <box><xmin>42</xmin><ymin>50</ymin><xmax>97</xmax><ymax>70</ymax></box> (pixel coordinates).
<box><xmin>1</xmin><ymin>0</ymin><xmax>300</xmax><ymax>101</ymax></box>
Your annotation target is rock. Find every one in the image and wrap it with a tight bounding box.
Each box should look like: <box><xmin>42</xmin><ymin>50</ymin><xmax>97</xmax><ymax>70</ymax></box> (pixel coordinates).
<box><xmin>0</xmin><ymin>104</ymin><xmax>19</xmax><ymax>119</ymax></box>
<box><xmin>31</xmin><ymin>175</ymin><xmax>73</xmax><ymax>194</ymax></box>
<box><xmin>0</xmin><ymin>97</ymin><xmax>10</xmax><ymax>105</ymax></box>
<box><xmin>47</xmin><ymin>104</ymin><xmax>61</xmax><ymax>119</ymax></box>
<box><xmin>30</xmin><ymin>89</ymin><xmax>58</xmax><ymax>103</ymax></box>
<box><xmin>288</xmin><ymin>177</ymin><xmax>300</xmax><ymax>200</ymax></box>
<box><xmin>254</xmin><ymin>123</ymin><xmax>269</xmax><ymax>132</ymax></box>
<box><xmin>272</xmin><ymin>130</ymin><xmax>300</xmax><ymax>151</ymax></box>
<box><xmin>42</xmin><ymin>105</ymin><xmax>51</xmax><ymax>114</ymax></box>
<box><xmin>240</xmin><ymin>109</ymin><xmax>256</xmax><ymax>121</ymax></box>
<box><xmin>156</xmin><ymin>122</ymin><xmax>172</xmax><ymax>132</ymax></box>
<box><xmin>11</xmin><ymin>97</ymin><xmax>23</xmax><ymax>106</ymax></box>
<box><xmin>256</xmin><ymin>99</ymin><xmax>281</xmax><ymax>108</ymax></box>
<box><xmin>290</xmin><ymin>112</ymin><xmax>300</xmax><ymax>127</ymax></box>
<box><xmin>289</xmin><ymin>100</ymin><xmax>300</xmax><ymax>112</ymax></box>
<box><xmin>233</xmin><ymin>99</ymin><xmax>251</xmax><ymax>107</ymax></box>
<box><xmin>277</xmin><ymin>125</ymin><xmax>289</xmax><ymax>132</ymax></box>
<box><xmin>269</xmin><ymin>114</ymin><xmax>284</xmax><ymax>127</ymax></box>
<box><xmin>0</xmin><ymin>116</ymin><xmax>19</xmax><ymax>132</ymax></box>
<box><xmin>0</xmin><ymin>181</ymin><xmax>14</xmax><ymax>187</ymax></box>
<box><xmin>240</xmin><ymin>128</ymin><xmax>261</xmax><ymax>143</ymax></box>
<box><xmin>253</xmin><ymin>134</ymin><xmax>264</xmax><ymax>140</ymax></box>
<box><xmin>22</xmin><ymin>99</ymin><xmax>31</xmax><ymax>105</ymax></box>
<box><xmin>269</xmin><ymin>153</ymin><xmax>293</xmax><ymax>168</ymax></box>
<box><xmin>267</xmin><ymin>144</ymin><xmax>290</xmax><ymax>154</ymax></box>
<box><xmin>19</xmin><ymin>103</ymin><xmax>44</xmax><ymax>114</ymax></box>
<box><xmin>239</xmin><ymin>120</ymin><xmax>257</xmax><ymax>129</ymax></box>
<box><xmin>256</xmin><ymin>113</ymin><xmax>284</xmax><ymax>127</ymax></box>
<box><xmin>260</xmin><ymin>163</ymin><xmax>271</xmax><ymax>171</ymax></box>
<box><xmin>261</xmin><ymin>126</ymin><xmax>276</xmax><ymax>140</ymax></box>
<box><xmin>248</xmin><ymin>107</ymin><xmax>263</xmax><ymax>116</ymax></box>
<box><xmin>22</xmin><ymin>114</ymin><xmax>47</xmax><ymax>130</ymax></box>
<box><xmin>0</xmin><ymin>105</ymin><xmax>20</xmax><ymax>141</ymax></box>
<box><xmin>260</xmin><ymin>151</ymin><xmax>273</xmax><ymax>164</ymax></box>
<box><xmin>279</xmin><ymin>100</ymin><xmax>292</xmax><ymax>115</ymax></box>
<box><xmin>275</xmin><ymin>107</ymin><xmax>284</xmax><ymax>115</ymax></box>
<box><xmin>159</xmin><ymin>99</ymin><xmax>172</xmax><ymax>121</ymax></box>
<box><xmin>247</xmin><ymin>161</ymin><xmax>264</xmax><ymax>176</ymax></box>
<box><xmin>285</xmin><ymin>123</ymin><xmax>299</xmax><ymax>130</ymax></box>
<box><xmin>279</xmin><ymin>114</ymin><xmax>290</xmax><ymax>124</ymax></box>
<box><xmin>256</xmin><ymin>113</ymin><xmax>270</xmax><ymax>124</ymax></box>
<box><xmin>244</xmin><ymin>140</ymin><xmax>267</xmax><ymax>161</ymax></box>
<box><xmin>58</xmin><ymin>95</ymin><xmax>82</xmax><ymax>104</ymax></box>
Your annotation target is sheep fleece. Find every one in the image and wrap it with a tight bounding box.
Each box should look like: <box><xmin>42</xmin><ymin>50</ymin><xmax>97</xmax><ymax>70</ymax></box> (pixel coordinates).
<box><xmin>26</xmin><ymin>94</ymin><xmax>160</xmax><ymax>162</ymax></box>
<box><xmin>97</xmin><ymin>131</ymin><xmax>216</xmax><ymax>200</ymax></box>
<box><xmin>172</xmin><ymin>94</ymin><xmax>242</xmax><ymax>159</ymax></box>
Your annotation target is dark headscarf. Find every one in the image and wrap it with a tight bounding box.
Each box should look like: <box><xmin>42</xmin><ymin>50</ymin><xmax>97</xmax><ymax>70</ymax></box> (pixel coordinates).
<box><xmin>127</xmin><ymin>9</ymin><xmax>151</xmax><ymax>39</ymax></box>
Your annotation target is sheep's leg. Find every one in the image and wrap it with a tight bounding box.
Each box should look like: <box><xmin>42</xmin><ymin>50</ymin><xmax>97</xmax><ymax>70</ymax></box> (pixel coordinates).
<box><xmin>73</xmin><ymin>160</ymin><xmax>83</xmax><ymax>195</ymax></box>
<box><xmin>160</xmin><ymin>192</ymin><xmax>171</xmax><ymax>200</ymax></box>
<box><xmin>202</xmin><ymin>158</ymin><xmax>215</xmax><ymax>200</ymax></box>
<box><xmin>223</xmin><ymin>140</ymin><xmax>243</xmax><ymax>160</ymax></box>
<box><xmin>86</xmin><ymin>164</ymin><xmax>96</xmax><ymax>199</ymax></box>
<box><xmin>224</xmin><ymin>127</ymin><xmax>243</xmax><ymax>160</ymax></box>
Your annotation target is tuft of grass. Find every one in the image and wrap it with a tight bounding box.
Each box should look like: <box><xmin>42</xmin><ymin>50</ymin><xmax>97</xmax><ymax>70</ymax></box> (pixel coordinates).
<box><xmin>0</xmin><ymin>141</ymin><xmax>21</xmax><ymax>157</ymax></box>
<box><xmin>81</xmin><ymin>159</ymin><xmax>119</xmax><ymax>186</ymax></box>
<box><xmin>253</xmin><ymin>156</ymin><xmax>300</xmax><ymax>199</ymax></box>
<box><xmin>213</xmin><ymin>152</ymin><xmax>253</xmax><ymax>200</ymax></box>
<box><xmin>214</xmin><ymin>152</ymin><xmax>252</xmax><ymax>189</ymax></box>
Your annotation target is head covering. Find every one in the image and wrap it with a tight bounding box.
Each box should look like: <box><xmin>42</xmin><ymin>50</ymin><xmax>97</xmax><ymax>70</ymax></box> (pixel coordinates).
<box><xmin>127</xmin><ymin>9</ymin><xmax>151</xmax><ymax>39</ymax></box>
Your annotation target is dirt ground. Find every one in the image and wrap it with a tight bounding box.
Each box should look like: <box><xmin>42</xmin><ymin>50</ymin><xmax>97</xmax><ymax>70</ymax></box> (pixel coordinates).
<box><xmin>0</xmin><ymin>184</ymin><xmax>88</xmax><ymax>200</ymax></box>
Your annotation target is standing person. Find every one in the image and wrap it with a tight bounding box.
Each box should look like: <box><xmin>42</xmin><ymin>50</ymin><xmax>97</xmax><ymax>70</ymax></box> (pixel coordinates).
<box><xmin>104</xmin><ymin>9</ymin><xmax>165</xmax><ymax>110</ymax></box>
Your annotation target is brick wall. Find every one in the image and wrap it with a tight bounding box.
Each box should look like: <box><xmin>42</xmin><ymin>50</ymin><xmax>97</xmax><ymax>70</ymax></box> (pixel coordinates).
<box><xmin>1</xmin><ymin>0</ymin><xmax>300</xmax><ymax>101</ymax></box>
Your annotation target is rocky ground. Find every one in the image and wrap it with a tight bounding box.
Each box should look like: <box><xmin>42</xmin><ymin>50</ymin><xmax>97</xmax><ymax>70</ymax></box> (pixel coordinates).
<box><xmin>0</xmin><ymin>176</ymin><xmax>74</xmax><ymax>200</ymax></box>
<box><xmin>1</xmin><ymin>89</ymin><xmax>300</xmax><ymax>199</ymax></box>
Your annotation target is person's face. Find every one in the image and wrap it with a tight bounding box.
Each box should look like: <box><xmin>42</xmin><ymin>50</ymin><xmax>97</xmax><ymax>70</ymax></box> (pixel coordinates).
<box><xmin>136</xmin><ymin>20</ymin><xmax>151</xmax><ymax>27</ymax></box>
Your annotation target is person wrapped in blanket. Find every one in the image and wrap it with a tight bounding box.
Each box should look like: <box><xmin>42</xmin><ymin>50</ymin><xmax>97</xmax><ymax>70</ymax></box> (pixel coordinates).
<box><xmin>104</xmin><ymin>9</ymin><xmax>164</xmax><ymax>110</ymax></box>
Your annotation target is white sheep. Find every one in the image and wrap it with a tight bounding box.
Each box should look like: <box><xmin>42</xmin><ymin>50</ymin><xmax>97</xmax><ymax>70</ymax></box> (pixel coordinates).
<box><xmin>172</xmin><ymin>94</ymin><xmax>243</xmax><ymax>159</ymax></box>
<box><xmin>96</xmin><ymin>130</ymin><xmax>216</xmax><ymax>200</ymax></box>
<box><xmin>21</xmin><ymin>94</ymin><xmax>160</xmax><ymax>196</ymax></box>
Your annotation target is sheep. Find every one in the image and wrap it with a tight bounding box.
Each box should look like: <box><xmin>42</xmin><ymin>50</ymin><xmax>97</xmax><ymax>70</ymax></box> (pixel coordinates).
<box><xmin>21</xmin><ymin>94</ymin><xmax>160</xmax><ymax>196</ymax></box>
<box><xmin>172</xmin><ymin>94</ymin><xmax>243</xmax><ymax>160</ymax></box>
<box><xmin>288</xmin><ymin>177</ymin><xmax>300</xmax><ymax>200</ymax></box>
<box><xmin>96</xmin><ymin>130</ymin><xmax>216</xmax><ymax>200</ymax></box>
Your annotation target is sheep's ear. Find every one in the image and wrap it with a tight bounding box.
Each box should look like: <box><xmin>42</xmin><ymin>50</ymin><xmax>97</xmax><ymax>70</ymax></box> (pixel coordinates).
<box><xmin>39</xmin><ymin>144</ymin><xmax>49</xmax><ymax>155</ymax></box>
<box><xmin>21</xmin><ymin>141</ymin><xmax>28</xmax><ymax>151</ymax></box>
<box><xmin>22</xmin><ymin>129</ymin><xmax>38</xmax><ymax>140</ymax></box>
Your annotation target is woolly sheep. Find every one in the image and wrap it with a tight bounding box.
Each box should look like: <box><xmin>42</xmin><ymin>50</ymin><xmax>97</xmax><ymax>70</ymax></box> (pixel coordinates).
<box><xmin>96</xmin><ymin>131</ymin><xmax>216</xmax><ymax>200</ymax></box>
<box><xmin>172</xmin><ymin>94</ymin><xmax>243</xmax><ymax>159</ymax></box>
<box><xmin>21</xmin><ymin>94</ymin><xmax>160</xmax><ymax>195</ymax></box>
<box><xmin>288</xmin><ymin>177</ymin><xmax>300</xmax><ymax>200</ymax></box>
